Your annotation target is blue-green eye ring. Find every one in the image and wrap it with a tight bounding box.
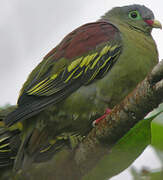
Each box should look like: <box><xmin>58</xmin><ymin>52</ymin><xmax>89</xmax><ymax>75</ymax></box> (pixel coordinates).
<box><xmin>129</xmin><ymin>10</ymin><xmax>141</xmax><ymax>20</ymax></box>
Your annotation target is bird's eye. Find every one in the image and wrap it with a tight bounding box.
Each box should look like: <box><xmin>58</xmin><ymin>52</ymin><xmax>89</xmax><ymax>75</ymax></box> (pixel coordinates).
<box><xmin>128</xmin><ymin>11</ymin><xmax>141</xmax><ymax>20</ymax></box>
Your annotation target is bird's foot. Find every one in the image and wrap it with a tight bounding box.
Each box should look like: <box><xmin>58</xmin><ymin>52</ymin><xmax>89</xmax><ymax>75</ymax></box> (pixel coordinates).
<box><xmin>92</xmin><ymin>108</ymin><xmax>111</xmax><ymax>127</ymax></box>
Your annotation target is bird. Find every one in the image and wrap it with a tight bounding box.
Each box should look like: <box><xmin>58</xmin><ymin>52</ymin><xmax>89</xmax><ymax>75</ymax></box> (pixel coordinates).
<box><xmin>3</xmin><ymin>4</ymin><xmax>161</xmax><ymax>171</ymax></box>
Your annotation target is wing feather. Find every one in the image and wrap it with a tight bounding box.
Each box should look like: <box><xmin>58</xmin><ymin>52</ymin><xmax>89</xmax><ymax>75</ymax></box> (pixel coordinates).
<box><xmin>27</xmin><ymin>44</ymin><xmax>121</xmax><ymax>96</ymax></box>
<box><xmin>5</xmin><ymin>21</ymin><xmax>122</xmax><ymax>126</ymax></box>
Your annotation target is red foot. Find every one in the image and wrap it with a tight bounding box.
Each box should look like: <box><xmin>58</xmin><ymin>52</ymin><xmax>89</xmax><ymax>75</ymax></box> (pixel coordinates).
<box><xmin>92</xmin><ymin>108</ymin><xmax>111</xmax><ymax>127</ymax></box>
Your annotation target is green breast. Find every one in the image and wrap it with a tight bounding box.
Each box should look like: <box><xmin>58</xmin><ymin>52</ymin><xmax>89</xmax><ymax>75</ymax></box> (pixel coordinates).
<box><xmin>96</xmin><ymin>24</ymin><xmax>158</xmax><ymax>108</ymax></box>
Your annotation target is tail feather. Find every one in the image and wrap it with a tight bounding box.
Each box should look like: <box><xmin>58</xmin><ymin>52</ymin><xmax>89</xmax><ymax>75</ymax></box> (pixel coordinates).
<box><xmin>0</xmin><ymin>124</ymin><xmax>21</xmax><ymax>168</ymax></box>
<box><xmin>13</xmin><ymin>129</ymin><xmax>70</xmax><ymax>171</ymax></box>
<box><xmin>4</xmin><ymin>103</ymin><xmax>43</xmax><ymax>127</ymax></box>
<box><xmin>5</xmin><ymin>82</ymin><xmax>81</xmax><ymax>127</ymax></box>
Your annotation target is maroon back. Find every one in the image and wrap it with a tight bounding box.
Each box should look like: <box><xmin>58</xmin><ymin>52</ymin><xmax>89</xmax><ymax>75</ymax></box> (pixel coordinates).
<box><xmin>44</xmin><ymin>21</ymin><xmax>119</xmax><ymax>60</ymax></box>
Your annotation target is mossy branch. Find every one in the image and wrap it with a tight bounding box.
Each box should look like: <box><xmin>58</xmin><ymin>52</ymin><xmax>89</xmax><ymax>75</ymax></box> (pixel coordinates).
<box><xmin>75</xmin><ymin>60</ymin><xmax>163</xmax><ymax>177</ymax></box>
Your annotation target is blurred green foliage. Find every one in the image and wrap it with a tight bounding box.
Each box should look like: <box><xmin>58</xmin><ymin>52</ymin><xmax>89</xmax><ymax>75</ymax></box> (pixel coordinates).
<box><xmin>130</xmin><ymin>103</ymin><xmax>163</xmax><ymax>180</ymax></box>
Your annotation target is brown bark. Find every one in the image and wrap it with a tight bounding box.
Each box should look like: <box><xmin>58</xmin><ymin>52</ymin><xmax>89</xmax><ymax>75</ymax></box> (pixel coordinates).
<box><xmin>75</xmin><ymin>60</ymin><xmax>163</xmax><ymax>177</ymax></box>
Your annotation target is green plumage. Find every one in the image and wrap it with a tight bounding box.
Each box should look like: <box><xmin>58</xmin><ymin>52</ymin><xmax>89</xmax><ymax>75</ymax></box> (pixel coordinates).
<box><xmin>3</xmin><ymin>4</ymin><xmax>161</xmax><ymax>171</ymax></box>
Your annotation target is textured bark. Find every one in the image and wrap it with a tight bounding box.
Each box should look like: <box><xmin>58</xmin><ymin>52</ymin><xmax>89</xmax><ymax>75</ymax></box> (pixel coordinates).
<box><xmin>75</xmin><ymin>60</ymin><xmax>163</xmax><ymax>177</ymax></box>
<box><xmin>0</xmin><ymin>60</ymin><xmax>163</xmax><ymax>180</ymax></box>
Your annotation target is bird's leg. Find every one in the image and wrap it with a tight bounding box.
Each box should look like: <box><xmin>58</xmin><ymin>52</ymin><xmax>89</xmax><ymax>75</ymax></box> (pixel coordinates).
<box><xmin>92</xmin><ymin>108</ymin><xmax>111</xmax><ymax>127</ymax></box>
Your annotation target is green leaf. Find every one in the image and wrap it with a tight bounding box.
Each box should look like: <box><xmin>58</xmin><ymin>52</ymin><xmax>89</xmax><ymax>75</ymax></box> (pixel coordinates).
<box><xmin>149</xmin><ymin>171</ymin><xmax>163</xmax><ymax>180</ymax></box>
<box><xmin>151</xmin><ymin>122</ymin><xmax>163</xmax><ymax>151</ymax></box>
<box><xmin>151</xmin><ymin>113</ymin><xmax>163</xmax><ymax>165</ymax></box>
<box><xmin>82</xmin><ymin>117</ymin><xmax>155</xmax><ymax>180</ymax></box>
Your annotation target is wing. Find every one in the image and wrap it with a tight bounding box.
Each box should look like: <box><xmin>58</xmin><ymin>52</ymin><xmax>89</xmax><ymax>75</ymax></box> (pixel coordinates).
<box><xmin>5</xmin><ymin>21</ymin><xmax>122</xmax><ymax>126</ymax></box>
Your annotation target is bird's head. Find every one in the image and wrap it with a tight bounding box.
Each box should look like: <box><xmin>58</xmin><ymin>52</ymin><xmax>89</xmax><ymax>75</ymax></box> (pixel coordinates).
<box><xmin>102</xmin><ymin>4</ymin><xmax>162</xmax><ymax>34</ymax></box>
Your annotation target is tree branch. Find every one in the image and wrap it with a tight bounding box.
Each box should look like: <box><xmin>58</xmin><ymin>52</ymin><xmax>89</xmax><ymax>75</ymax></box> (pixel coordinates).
<box><xmin>74</xmin><ymin>60</ymin><xmax>163</xmax><ymax>177</ymax></box>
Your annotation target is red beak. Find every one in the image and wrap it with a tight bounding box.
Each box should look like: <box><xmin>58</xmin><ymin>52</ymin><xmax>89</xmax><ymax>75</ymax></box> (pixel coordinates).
<box><xmin>144</xmin><ymin>19</ymin><xmax>162</xmax><ymax>29</ymax></box>
<box><xmin>144</xmin><ymin>19</ymin><xmax>154</xmax><ymax>26</ymax></box>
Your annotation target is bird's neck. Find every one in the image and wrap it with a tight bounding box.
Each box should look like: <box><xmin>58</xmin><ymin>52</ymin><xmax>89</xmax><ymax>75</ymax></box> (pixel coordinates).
<box><xmin>101</xmin><ymin>16</ymin><xmax>129</xmax><ymax>32</ymax></box>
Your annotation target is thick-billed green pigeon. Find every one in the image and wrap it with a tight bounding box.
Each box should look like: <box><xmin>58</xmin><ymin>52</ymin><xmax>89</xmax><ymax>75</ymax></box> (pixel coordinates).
<box><xmin>2</xmin><ymin>4</ymin><xmax>162</xmax><ymax>170</ymax></box>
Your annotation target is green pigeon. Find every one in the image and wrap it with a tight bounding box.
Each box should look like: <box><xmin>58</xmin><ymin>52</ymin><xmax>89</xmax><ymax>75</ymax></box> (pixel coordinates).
<box><xmin>3</xmin><ymin>4</ymin><xmax>161</xmax><ymax>171</ymax></box>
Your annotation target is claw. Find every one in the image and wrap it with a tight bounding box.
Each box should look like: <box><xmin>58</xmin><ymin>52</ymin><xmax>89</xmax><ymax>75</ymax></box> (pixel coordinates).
<box><xmin>92</xmin><ymin>108</ymin><xmax>111</xmax><ymax>127</ymax></box>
